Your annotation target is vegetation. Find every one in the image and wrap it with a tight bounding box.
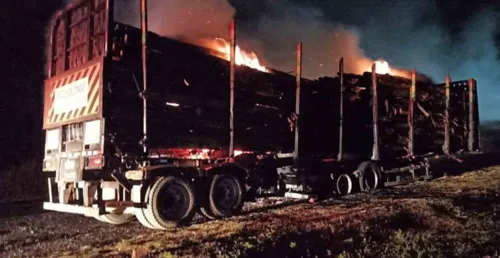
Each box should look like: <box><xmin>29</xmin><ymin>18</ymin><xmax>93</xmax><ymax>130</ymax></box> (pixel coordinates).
<box><xmin>59</xmin><ymin>165</ymin><xmax>500</xmax><ymax>258</ymax></box>
<box><xmin>0</xmin><ymin>159</ymin><xmax>46</xmax><ymax>203</ymax></box>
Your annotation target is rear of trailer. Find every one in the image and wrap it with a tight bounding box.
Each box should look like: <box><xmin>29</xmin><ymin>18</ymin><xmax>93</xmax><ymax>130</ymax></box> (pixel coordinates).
<box><xmin>42</xmin><ymin>0</ymin><xmax>299</xmax><ymax>228</ymax></box>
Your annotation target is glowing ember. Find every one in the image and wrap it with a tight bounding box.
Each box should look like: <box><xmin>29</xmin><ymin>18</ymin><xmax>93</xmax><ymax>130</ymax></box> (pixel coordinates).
<box><xmin>203</xmin><ymin>38</ymin><xmax>269</xmax><ymax>73</ymax></box>
<box><xmin>373</xmin><ymin>60</ymin><xmax>391</xmax><ymax>74</ymax></box>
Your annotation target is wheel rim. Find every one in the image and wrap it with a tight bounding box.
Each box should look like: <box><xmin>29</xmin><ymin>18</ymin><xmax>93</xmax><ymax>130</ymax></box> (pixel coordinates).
<box><xmin>213</xmin><ymin>177</ymin><xmax>239</xmax><ymax>211</ymax></box>
<box><xmin>337</xmin><ymin>174</ymin><xmax>352</xmax><ymax>195</ymax></box>
<box><xmin>157</xmin><ymin>183</ymin><xmax>190</xmax><ymax>222</ymax></box>
<box><xmin>363</xmin><ymin>167</ymin><xmax>379</xmax><ymax>190</ymax></box>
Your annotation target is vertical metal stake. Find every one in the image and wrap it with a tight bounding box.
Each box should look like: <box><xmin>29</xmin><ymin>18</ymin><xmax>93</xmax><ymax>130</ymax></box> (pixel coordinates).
<box><xmin>443</xmin><ymin>74</ymin><xmax>450</xmax><ymax>155</ymax></box>
<box><xmin>468</xmin><ymin>78</ymin><xmax>475</xmax><ymax>152</ymax></box>
<box><xmin>229</xmin><ymin>19</ymin><xmax>236</xmax><ymax>157</ymax></box>
<box><xmin>294</xmin><ymin>42</ymin><xmax>302</xmax><ymax>160</ymax></box>
<box><xmin>474</xmin><ymin>80</ymin><xmax>481</xmax><ymax>151</ymax></box>
<box><xmin>371</xmin><ymin>64</ymin><xmax>379</xmax><ymax>161</ymax></box>
<box><xmin>408</xmin><ymin>69</ymin><xmax>416</xmax><ymax>157</ymax></box>
<box><xmin>338</xmin><ymin>58</ymin><xmax>344</xmax><ymax>161</ymax></box>
<box><xmin>140</xmin><ymin>0</ymin><xmax>148</xmax><ymax>155</ymax></box>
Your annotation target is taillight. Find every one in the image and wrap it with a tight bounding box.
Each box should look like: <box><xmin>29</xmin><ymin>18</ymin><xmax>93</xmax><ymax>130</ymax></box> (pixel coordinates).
<box><xmin>86</xmin><ymin>156</ymin><xmax>104</xmax><ymax>169</ymax></box>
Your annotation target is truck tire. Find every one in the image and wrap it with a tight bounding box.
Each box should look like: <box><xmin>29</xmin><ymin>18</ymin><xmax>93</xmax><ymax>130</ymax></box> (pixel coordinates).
<box><xmin>335</xmin><ymin>173</ymin><xmax>353</xmax><ymax>195</ymax></box>
<box><xmin>203</xmin><ymin>174</ymin><xmax>244</xmax><ymax>219</ymax></box>
<box><xmin>199</xmin><ymin>206</ymin><xmax>217</xmax><ymax>220</ymax></box>
<box><xmin>357</xmin><ymin>161</ymin><xmax>381</xmax><ymax>192</ymax></box>
<box><xmin>94</xmin><ymin>213</ymin><xmax>134</xmax><ymax>225</ymax></box>
<box><xmin>93</xmin><ymin>207</ymin><xmax>134</xmax><ymax>225</ymax></box>
<box><xmin>134</xmin><ymin>186</ymin><xmax>158</xmax><ymax>229</ymax></box>
<box><xmin>144</xmin><ymin>176</ymin><xmax>197</xmax><ymax>230</ymax></box>
<box><xmin>135</xmin><ymin>207</ymin><xmax>157</xmax><ymax>229</ymax></box>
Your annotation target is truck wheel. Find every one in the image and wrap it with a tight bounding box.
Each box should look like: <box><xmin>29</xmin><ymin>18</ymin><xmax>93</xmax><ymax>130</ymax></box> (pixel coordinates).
<box><xmin>135</xmin><ymin>207</ymin><xmax>157</xmax><ymax>229</ymax></box>
<box><xmin>336</xmin><ymin>174</ymin><xmax>353</xmax><ymax>195</ymax></box>
<box><xmin>205</xmin><ymin>174</ymin><xmax>244</xmax><ymax>218</ymax></box>
<box><xmin>199</xmin><ymin>206</ymin><xmax>217</xmax><ymax>220</ymax></box>
<box><xmin>95</xmin><ymin>213</ymin><xmax>134</xmax><ymax>225</ymax></box>
<box><xmin>144</xmin><ymin>176</ymin><xmax>197</xmax><ymax>230</ymax></box>
<box><xmin>357</xmin><ymin>161</ymin><xmax>381</xmax><ymax>192</ymax></box>
<box><xmin>134</xmin><ymin>184</ymin><xmax>156</xmax><ymax>229</ymax></box>
<box><xmin>134</xmin><ymin>186</ymin><xmax>158</xmax><ymax>229</ymax></box>
<box><xmin>93</xmin><ymin>207</ymin><xmax>134</xmax><ymax>225</ymax></box>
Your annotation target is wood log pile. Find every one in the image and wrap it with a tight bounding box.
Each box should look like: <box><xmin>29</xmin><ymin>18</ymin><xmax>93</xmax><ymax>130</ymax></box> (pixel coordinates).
<box><xmin>449</xmin><ymin>81</ymin><xmax>470</xmax><ymax>152</ymax></box>
<box><xmin>301</xmin><ymin>72</ymin><xmax>460</xmax><ymax>160</ymax></box>
<box><xmin>109</xmin><ymin>23</ymin><xmax>479</xmax><ymax>158</ymax></box>
<box><xmin>111</xmin><ymin>23</ymin><xmax>296</xmax><ymax>153</ymax></box>
<box><xmin>376</xmin><ymin>73</ymin><xmax>412</xmax><ymax>157</ymax></box>
<box><xmin>300</xmin><ymin>77</ymin><xmax>341</xmax><ymax>156</ymax></box>
<box><xmin>413</xmin><ymin>81</ymin><xmax>446</xmax><ymax>154</ymax></box>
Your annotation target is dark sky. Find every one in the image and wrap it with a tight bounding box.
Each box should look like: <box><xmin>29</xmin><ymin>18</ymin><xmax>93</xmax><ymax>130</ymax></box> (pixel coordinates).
<box><xmin>0</xmin><ymin>0</ymin><xmax>63</xmax><ymax>168</ymax></box>
<box><xmin>0</xmin><ymin>0</ymin><xmax>499</xmax><ymax>168</ymax></box>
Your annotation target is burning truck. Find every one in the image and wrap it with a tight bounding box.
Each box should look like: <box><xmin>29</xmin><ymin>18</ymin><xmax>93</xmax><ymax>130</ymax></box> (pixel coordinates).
<box><xmin>42</xmin><ymin>0</ymin><xmax>481</xmax><ymax>229</ymax></box>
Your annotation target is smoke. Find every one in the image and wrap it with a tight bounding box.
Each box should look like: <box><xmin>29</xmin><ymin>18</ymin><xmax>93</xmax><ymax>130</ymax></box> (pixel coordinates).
<box><xmin>232</xmin><ymin>3</ymin><xmax>374</xmax><ymax>78</ymax></box>
<box><xmin>340</xmin><ymin>2</ymin><xmax>500</xmax><ymax>121</ymax></box>
<box><xmin>114</xmin><ymin>0</ymin><xmax>235</xmax><ymax>44</ymax></box>
<box><xmin>111</xmin><ymin>0</ymin><xmax>500</xmax><ymax>120</ymax></box>
<box><xmin>113</xmin><ymin>0</ymin><xmax>378</xmax><ymax>76</ymax></box>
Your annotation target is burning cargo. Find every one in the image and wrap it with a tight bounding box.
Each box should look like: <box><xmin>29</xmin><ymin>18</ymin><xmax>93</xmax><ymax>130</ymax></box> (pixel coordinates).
<box><xmin>301</xmin><ymin>70</ymin><xmax>479</xmax><ymax>160</ymax></box>
<box><xmin>46</xmin><ymin>22</ymin><xmax>298</xmax><ymax>156</ymax></box>
<box><xmin>41</xmin><ymin>0</ymin><xmax>481</xmax><ymax>230</ymax></box>
<box><xmin>106</xmin><ymin>22</ymin><xmax>300</xmax><ymax>155</ymax></box>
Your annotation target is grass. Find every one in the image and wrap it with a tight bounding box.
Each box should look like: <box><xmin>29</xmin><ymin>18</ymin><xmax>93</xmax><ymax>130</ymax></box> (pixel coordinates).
<box><xmin>57</xmin><ymin>164</ymin><xmax>500</xmax><ymax>258</ymax></box>
<box><xmin>0</xmin><ymin>159</ymin><xmax>47</xmax><ymax>203</ymax></box>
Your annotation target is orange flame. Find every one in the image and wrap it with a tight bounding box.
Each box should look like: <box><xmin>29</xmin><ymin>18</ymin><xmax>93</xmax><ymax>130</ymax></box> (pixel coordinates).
<box><xmin>201</xmin><ymin>38</ymin><xmax>269</xmax><ymax>73</ymax></box>
<box><xmin>364</xmin><ymin>59</ymin><xmax>411</xmax><ymax>79</ymax></box>
<box><xmin>373</xmin><ymin>60</ymin><xmax>391</xmax><ymax>74</ymax></box>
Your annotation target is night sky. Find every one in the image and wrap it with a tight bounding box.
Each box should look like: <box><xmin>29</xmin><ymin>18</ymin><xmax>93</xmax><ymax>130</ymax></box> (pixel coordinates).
<box><xmin>0</xmin><ymin>0</ymin><xmax>499</xmax><ymax>170</ymax></box>
<box><xmin>0</xmin><ymin>1</ymin><xmax>63</xmax><ymax>169</ymax></box>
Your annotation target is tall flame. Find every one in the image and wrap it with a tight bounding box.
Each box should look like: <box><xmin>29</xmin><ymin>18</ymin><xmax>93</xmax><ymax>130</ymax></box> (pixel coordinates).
<box><xmin>201</xmin><ymin>38</ymin><xmax>269</xmax><ymax>73</ymax></box>
<box><xmin>373</xmin><ymin>60</ymin><xmax>391</xmax><ymax>74</ymax></box>
<box><xmin>364</xmin><ymin>59</ymin><xmax>412</xmax><ymax>78</ymax></box>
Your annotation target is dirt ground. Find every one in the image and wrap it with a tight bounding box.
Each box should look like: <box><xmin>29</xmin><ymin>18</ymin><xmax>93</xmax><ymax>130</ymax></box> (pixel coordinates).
<box><xmin>1</xmin><ymin>165</ymin><xmax>500</xmax><ymax>258</ymax></box>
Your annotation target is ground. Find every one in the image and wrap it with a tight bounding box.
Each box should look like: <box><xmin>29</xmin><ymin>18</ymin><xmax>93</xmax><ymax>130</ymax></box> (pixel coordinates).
<box><xmin>1</xmin><ymin>165</ymin><xmax>500</xmax><ymax>258</ymax></box>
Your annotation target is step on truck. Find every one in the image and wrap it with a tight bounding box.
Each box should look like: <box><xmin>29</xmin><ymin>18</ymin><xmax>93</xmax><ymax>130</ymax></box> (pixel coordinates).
<box><xmin>42</xmin><ymin>0</ymin><xmax>481</xmax><ymax>229</ymax></box>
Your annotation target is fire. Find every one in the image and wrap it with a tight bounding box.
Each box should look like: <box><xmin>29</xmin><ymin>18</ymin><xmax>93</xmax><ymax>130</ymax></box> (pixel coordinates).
<box><xmin>363</xmin><ymin>59</ymin><xmax>412</xmax><ymax>79</ymax></box>
<box><xmin>202</xmin><ymin>38</ymin><xmax>269</xmax><ymax>73</ymax></box>
<box><xmin>373</xmin><ymin>60</ymin><xmax>391</xmax><ymax>74</ymax></box>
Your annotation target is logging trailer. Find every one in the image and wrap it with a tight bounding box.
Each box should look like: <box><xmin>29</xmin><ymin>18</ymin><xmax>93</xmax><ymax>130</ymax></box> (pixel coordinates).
<box><xmin>42</xmin><ymin>0</ymin><xmax>481</xmax><ymax>229</ymax></box>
